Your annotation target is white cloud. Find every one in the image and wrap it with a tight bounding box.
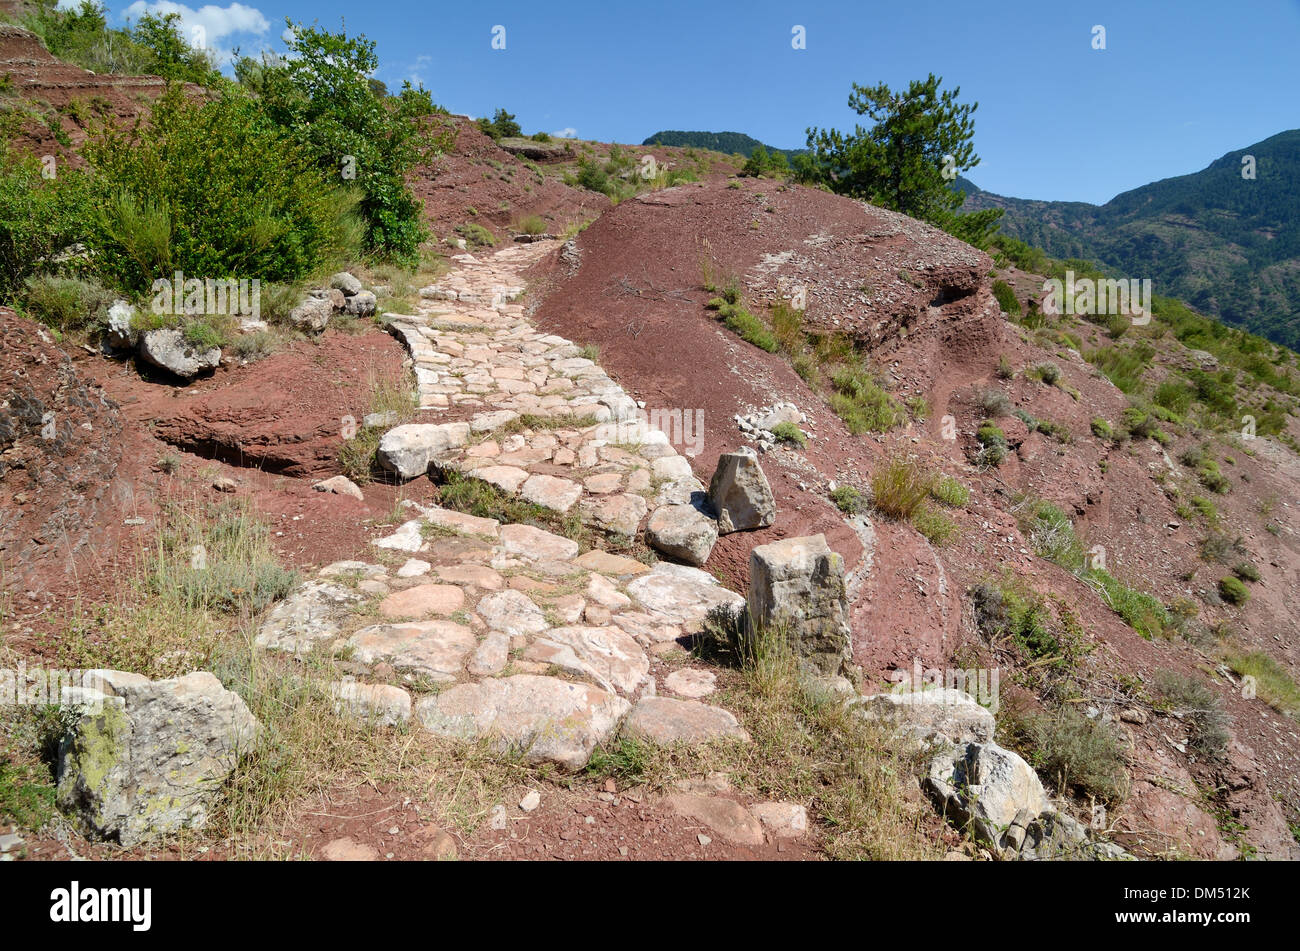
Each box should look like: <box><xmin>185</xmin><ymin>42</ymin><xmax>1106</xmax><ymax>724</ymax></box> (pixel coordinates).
<box><xmin>407</xmin><ymin>53</ymin><xmax>432</xmax><ymax>89</ymax></box>
<box><xmin>551</xmin><ymin>127</ymin><xmax>577</xmax><ymax>139</ymax></box>
<box><xmin>121</xmin><ymin>2</ymin><xmax>271</xmax><ymax>64</ymax></box>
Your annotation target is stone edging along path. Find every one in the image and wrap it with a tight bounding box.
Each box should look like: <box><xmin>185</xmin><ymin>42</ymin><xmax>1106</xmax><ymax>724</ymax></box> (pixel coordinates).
<box><xmin>255</xmin><ymin>240</ymin><xmax>755</xmax><ymax>772</ymax></box>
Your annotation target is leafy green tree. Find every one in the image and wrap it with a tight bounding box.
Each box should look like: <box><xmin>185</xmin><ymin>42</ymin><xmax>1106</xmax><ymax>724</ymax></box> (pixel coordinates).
<box><xmin>804</xmin><ymin>74</ymin><xmax>1002</xmax><ymax>246</ymax></box>
<box><xmin>741</xmin><ymin>145</ymin><xmax>789</xmax><ymax>178</ymax></box>
<box><xmin>250</xmin><ymin>21</ymin><xmax>449</xmax><ymax>264</ymax></box>
<box><xmin>131</xmin><ymin>11</ymin><xmax>221</xmax><ymax>84</ymax></box>
<box><xmin>477</xmin><ymin>108</ymin><xmax>522</xmax><ymax>140</ymax></box>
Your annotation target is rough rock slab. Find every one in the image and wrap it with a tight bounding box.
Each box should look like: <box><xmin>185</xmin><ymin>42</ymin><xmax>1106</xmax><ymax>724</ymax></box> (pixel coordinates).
<box><xmin>415</xmin><ymin>675</ymin><xmax>629</xmax><ymax>770</ymax></box>
<box><xmin>313</xmin><ymin>475</ymin><xmax>365</xmax><ymax>501</ymax></box>
<box><xmin>747</xmin><ymin>534</ymin><xmax>852</xmax><ymax>677</ymax></box>
<box><xmin>626</xmin><ymin>562</ymin><xmax>745</xmax><ymax>632</ymax></box>
<box><xmin>572</xmin><ymin>549</ymin><xmax>649</xmax><ymax>577</ymax></box>
<box><xmin>377</xmin><ymin>583</ymin><xmax>466</xmax><ymax>619</ymax></box>
<box><xmin>750</xmin><ymin>802</ymin><xmax>808</xmax><ymax>838</ymax></box>
<box><xmin>623</xmin><ymin>696</ymin><xmax>749</xmax><ymax>744</ymax></box>
<box><xmin>255</xmin><ymin>581</ymin><xmax>361</xmax><ymax>654</ymax></box>
<box><xmin>499</xmin><ymin>523</ymin><xmax>579</xmax><ymax>561</ymax></box>
<box><xmin>345</xmin><ymin>621</ymin><xmax>476</xmax><ymax>680</ymax></box>
<box><xmin>663</xmin><ymin>668</ymin><xmax>717</xmax><ymax>698</ymax></box>
<box><xmin>665</xmin><ymin>794</ymin><xmax>764</xmax><ymax>846</ymax></box>
<box><xmin>330</xmin><ymin>681</ymin><xmax>412</xmax><ymax>727</ymax></box>
<box><xmin>926</xmin><ymin>741</ymin><xmax>1048</xmax><ymax>844</ymax></box>
<box><xmin>377</xmin><ymin>423</ymin><xmax>470</xmax><ymax>479</ymax></box>
<box><xmin>529</xmin><ymin>625</ymin><xmax>648</xmax><ymax>695</ymax></box>
<box><xmin>475</xmin><ymin>589</ymin><xmax>550</xmax><ymax>638</ymax></box>
<box><xmin>138</xmin><ymin>328</ymin><xmax>221</xmax><ymax>379</ymax></box>
<box><xmin>520</xmin><ymin>474</ymin><xmax>583</xmax><ymax>513</ymax></box>
<box><xmin>848</xmin><ymin>687</ymin><xmax>996</xmax><ymax>745</ymax></box>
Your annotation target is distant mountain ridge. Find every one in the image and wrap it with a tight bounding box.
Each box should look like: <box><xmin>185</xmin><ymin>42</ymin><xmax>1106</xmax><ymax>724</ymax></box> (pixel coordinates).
<box><xmin>958</xmin><ymin>130</ymin><xmax>1300</xmax><ymax>350</ymax></box>
<box><xmin>642</xmin><ymin>130</ymin><xmax>806</xmax><ymax>159</ymax></box>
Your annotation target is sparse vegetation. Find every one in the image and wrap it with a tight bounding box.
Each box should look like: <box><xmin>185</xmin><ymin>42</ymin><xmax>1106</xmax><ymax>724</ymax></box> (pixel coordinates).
<box><xmin>681</xmin><ymin>616</ymin><xmax>939</xmax><ymax>859</ymax></box>
<box><xmin>870</xmin><ymin>455</ymin><xmax>935</xmax><ymax>519</ymax></box>
<box><xmin>929</xmin><ymin>476</ymin><xmax>970</xmax><ymax>507</ymax></box>
<box><xmin>1153</xmin><ymin>670</ymin><xmax>1231</xmax><ymax>757</ymax></box>
<box><xmin>1224</xmin><ymin>650</ymin><xmax>1300</xmax><ymax>719</ymax></box>
<box><xmin>977</xmin><ymin>387</ymin><xmax>1012</xmax><ymax>417</ymax></box>
<box><xmin>974</xmin><ymin>421</ymin><xmax>1008</xmax><ymax>466</ymax></box>
<box><xmin>1002</xmin><ymin>704</ymin><xmax>1129</xmax><ymax>803</ymax></box>
<box><xmin>770</xmin><ymin>421</ymin><xmax>807</xmax><ymax>447</ymax></box>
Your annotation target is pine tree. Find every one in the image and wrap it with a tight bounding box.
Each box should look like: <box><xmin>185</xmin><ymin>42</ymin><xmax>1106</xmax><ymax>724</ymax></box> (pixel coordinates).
<box><xmin>804</xmin><ymin>74</ymin><xmax>1001</xmax><ymax>246</ymax></box>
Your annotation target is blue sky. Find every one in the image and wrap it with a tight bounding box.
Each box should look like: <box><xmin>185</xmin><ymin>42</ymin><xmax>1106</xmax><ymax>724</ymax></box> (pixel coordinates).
<box><xmin>88</xmin><ymin>0</ymin><xmax>1300</xmax><ymax>204</ymax></box>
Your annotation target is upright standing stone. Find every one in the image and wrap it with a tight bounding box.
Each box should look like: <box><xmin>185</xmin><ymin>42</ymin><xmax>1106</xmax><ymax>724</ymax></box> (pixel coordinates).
<box><xmin>747</xmin><ymin>534</ymin><xmax>852</xmax><ymax>677</ymax></box>
<box><xmin>708</xmin><ymin>448</ymin><xmax>776</xmax><ymax>534</ymax></box>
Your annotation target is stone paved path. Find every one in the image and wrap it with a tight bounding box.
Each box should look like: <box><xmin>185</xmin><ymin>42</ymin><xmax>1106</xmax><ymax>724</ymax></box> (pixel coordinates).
<box><xmin>381</xmin><ymin>241</ymin><xmax>706</xmax><ymax>537</ymax></box>
<box><xmin>256</xmin><ymin>241</ymin><xmax>749</xmax><ymax>771</ymax></box>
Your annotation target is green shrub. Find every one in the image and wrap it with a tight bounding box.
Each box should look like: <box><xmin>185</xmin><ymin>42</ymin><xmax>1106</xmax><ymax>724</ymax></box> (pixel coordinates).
<box><xmin>182</xmin><ymin>319</ymin><xmax>226</xmax><ymax>350</ymax></box>
<box><xmin>1154</xmin><ymin>670</ymin><xmax>1230</xmax><ymax>756</ymax></box>
<box><xmin>515</xmin><ymin>214</ymin><xmax>547</xmax><ymax>236</ymax></box>
<box><xmin>1232</xmin><ymin>561</ymin><xmax>1260</xmax><ymax>583</ymax></box>
<box><xmin>21</xmin><ymin>274</ymin><xmax>113</xmax><ymax>333</ymax></box>
<box><xmin>1219</xmin><ymin>576</ymin><xmax>1250</xmax><ymax>605</ymax></box>
<box><xmin>16</xmin><ymin>3</ymin><xmax>221</xmax><ymax>84</ymax></box>
<box><xmin>1004</xmin><ymin>705</ymin><xmax>1129</xmax><ymax>802</ymax></box>
<box><xmin>84</xmin><ymin>87</ymin><xmax>360</xmax><ymax>293</ymax></box>
<box><xmin>977</xmin><ymin>387</ymin><xmax>1011</xmax><ymax>417</ymax></box>
<box><xmin>242</xmin><ymin>23</ymin><xmax>448</xmax><ymax>264</ymax></box>
<box><xmin>715</xmin><ymin>301</ymin><xmax>778</xmax><ymax>352</ymax></box>
<box><xmin>740</xmin><ymin>144</ymin><xmax>790</xmax><ymax>178</ymax></box>
<box><xmin>1085</xmin><ymin>344</ymin><xmax>1150</xmax><ymax>393</ymax></box>
<box><xmin>1153</xmin><ymin>379</ymin><xmax>1193</xmax><ymax>416</ymax></box>
<box><xmin>971</xmin><ymin>581</ymin><xmax>1061</xmax><ymax>664</ymax></box>
<box><xmin>1035</xmin><ymin>418</ymin><xmax>1071</xmax><ymax>441</ymax></box>
<box><xmin>991</xmin><ymin>279</ymin><xmax>1021</xmax><ymax>317</ymax></box>
<box><xmin>1090</xmin><ymin>570</ymin><xmax>1169</xmax><ymax>639</ymax></box>
<box><xmin>830</xmin><ymin>485</ymin><xmax>866</xmax><ymax>515</ymax></box>
<box><xmin>930</xmin><ymin>476</ymin><xmax>970</xmax><ymax>507</ymax></box>
<box><xmin>1031</xmin><ymin>362</ymin><xmax>1061</xmax><ymax>385</ymax></box>
<box><xmin>770</xmin><ymin>421</ymin><xmax>807</xmax><ymax>447</ymax></box>
<box><xmin>0</xmin><ymin>146</ymin><xmax>89</xmax><ymax>298</ymax></box>
<box><xmin>476</xmin><ymin>108</ymin><xmax>521</xmax><ymax>140</ymax></box>
<box><xmin>911</xmin><ymin>505</ymin><xmax>957</xmax><ymax>546</ymax></box>
<box><xmin>455</xmin><ymin>222</ymin><xmax>497</xmax><ymax>248</ymax></box>
<box><xmin>1121</xmin><ymin>406</ymin><xmax>1156</xmax><ymax>439</ymax></box>
<box><xmin>975</xmin><ymin>421</ymin><xmax>1008</xmax><ymax>466</ymax></box>
<box><xmin>1090</xmin><ymin>417</ymin><xmax>1113</xmax><ymax>440</ymax></box>
<box><xmin>830</xmin><ymin>367</ymin><xmax>904</xmax><ymax>434</ymax></box>
<box><xmin>1224</xmin><ymin>650</ymin><xmax>1300</xmax><ymax>718</ymax></box>
<box><xmin>1198</xmin><ymin>459</ymin><xmax>1232</xmax><ymax>494</ymax></box>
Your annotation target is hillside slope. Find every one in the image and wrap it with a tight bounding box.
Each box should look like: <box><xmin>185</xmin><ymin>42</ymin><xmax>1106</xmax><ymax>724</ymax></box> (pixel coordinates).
<box><xmin>959</xmin><ymin>130</ymin><xmax>1300</xmax><ymax>349</ymax></box>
